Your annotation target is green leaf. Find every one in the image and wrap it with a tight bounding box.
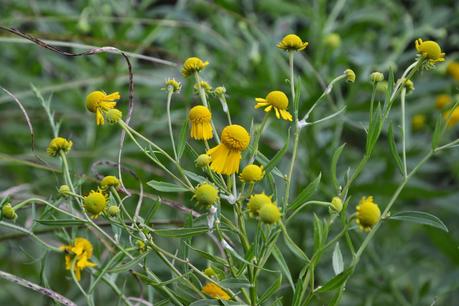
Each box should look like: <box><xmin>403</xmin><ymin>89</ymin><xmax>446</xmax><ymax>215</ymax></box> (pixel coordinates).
<box><xmin>388</xmin><ymin>123</ymin><xmax>404</xmax><ymax>175</ymax></box>
<box><xmin>219</xmin><ymin>278</ymin><xmax>251</xmax><ymax>288</ymax></box>
<box><xmin>280</xmin><ymin>223</ymin><xmax>308</xmax><ymax>261</ymax></box>
<box><xmin>147</xmin><ymin>180</ymin><xmax>190</xmax><ymax>193</ymax></box>
<box><xmin>108</xmin><ymin>253</ymin><xmax>148</xmax><ymax>273</ymax></box>
<box><xmin>389</xmin><ymin>211</ymin><xmax>448</xmax><ymax>232</ymax></box>
<box><xmin>432</xmin><ymin>114</ymin><xmax>444</xmax><ymax>150</ymax></box>
<box><xmin>154</xmin><ymin>226</ymin><xmax>209</xmax><ymax>238</ymax></box>
<box><xmin>288</xmin><ymin>174</ymin><xmax>321</xmax><ymax>212</ymax></box>
<box><xmin>316</xmin><ymin>267</ymin><xmax>353</xmax><ymax>293</ymax></box>
<box><xmin>35</xmin><ymin>219</ymin><xmax>86</xmax><ymax>226</ymax></box>
<box><xmin>272</xmin><ymin>245</ymin><xmax>295</xmax><ymax>290</ymax></box>
<box><xmin>332</xmin><ymin>242</ymin><xmax>344</xmax><ymax>275</ymax></box>
<box><xmin>259</xmin><ymin>273</ymin><xmax>282</xmax><ymax>304</ymax></box>
<box><xmin>263</xmin><ymin>128</ymin><xmax>290</xmax><ymax>175</ymax></box>
<box><xmin>313</xmin><ymin>214</ymin><xmax>323</xmax><ymax>250</ymax></box>
<box><xmin>331</xmin><ymin>144</ymin><xmax>345</xmax><ymax>192</ymax></box>
<box><xmin>185</xmin><ymin>242</ymin><xmax>228</xmax><ymax>266</ymax></box>
<box><xmin>184</xmin><ymin>170</ymin><xmax>207</xmax><ymax>183</ymax></box>
<box><xmin>177</xmin><ymin>118</ymin><xmax>189</xmax><ymax>159</ymax></box>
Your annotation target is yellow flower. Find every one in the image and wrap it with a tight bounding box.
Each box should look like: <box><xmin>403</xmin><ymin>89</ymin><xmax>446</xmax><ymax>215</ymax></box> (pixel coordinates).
<box><xmin>259</xmin><ymin>203</ymin><xmax>281</xmax><ymax>224</ymax></box>
<box><xmin>207</xmin><ymin>125</ymin><xmax>250</xmax><ymax>175</ymax></box>
<box><xmin>356</xmin><ymin>196</ymin><xmax>381</xmax><ymax>232</ymax></box>
<box><xmin>255</xmin><ymin>91</ymin><xmax>293</xmax><ymax>121</ymax></box>
<box><xmin>86</xmin><ymin>91</ymin><xmax>120</xmax><ymax>125</ymax></box>
<box><xmin>323</xmin><ymin>33</ymin><xmax>341</xmax><ymax>49</ymax></box>
<box><xmin>201</xmin><ymin>282</ymin><xmax>230</xmax><ymax>301</ymax></box>
<box><xmin>60</xmin><ymin>237</ymin><xmax>96</xmax><ymax>281</ymax></box>
<box><xmin>447</xmin><ymin>61</ymin><xmax>459</xmax><ymax>81</ymax></box>
<box><xmin>277</xmin><ymin>34</ymin><xmax>309</xmax><ymax>51</ymax></box>
<box><xmin>189</xmin><ymin>105</ymin><xmax>213</xmax><ymax>140</ymax></box>
<box><xmin>240</xmin><ymin>164</ymin><xmax>264</xmax><ymax>183</ymax></box>
<box><xmin>443</xmin><ymin>106</ymin><xmax>459</xmax><ymax>127</ymax></box>
<box><xmin>195</xmin><ymin>154</ymin><xmax>212</xmax><ymax>168</ymax></box>
<box><xmin>47</xmin><ymin>137</ymin><xmax>73</xmax><ymax>157</ymax></box>
<box><xmin>2</xmin><ymin>203</ymin><xmax>17</xmax><ymax>220</ymax></box>
<box><xmin>193</xmin><ymin>183</ymin><xmax>219</xmax><ymax>208</ymax></box>
<box><xmin>344</xmin><ymin>69</ymin><xmax>356</xmax><ymax>83</ymax></box>
<box><xmin>247</xmin><ymin>193</ymin><xmax>272</xmax><ymax>217</ymax></box>
<box><xmin>83</xmin><ymin>190</ymin><xmax>107</xmax><ymax>218</ymax></box>
<box><xmin>415</xmin><ymin>39</ymin><xmax>445</xmax><ymax>64</ymax></box>
<box><xmin>100</xmin><ymin>176</ymin><xmax>120</xmax><ymax>190</ymax></box>
<box><xmin>412</xmin><ymin>114</ymin><xmax>426</xmax><ymax>131</ymax></box>
<box><xmin>182</xmin><ymin>57</ymin><xmax>209</xmax><ymax>77</ymax></box>
<box><xmin>435</xmin><ymin>94</ymin><xmax>452</xmax><ymax>109</ymax></box>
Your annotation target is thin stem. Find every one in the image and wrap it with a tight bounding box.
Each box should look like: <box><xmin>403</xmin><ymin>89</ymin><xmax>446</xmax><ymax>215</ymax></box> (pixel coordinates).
<box><xmin>249</xmin><ymin>112</ymin><xmax>269</xmax><ymax>163</ymax></box>
<box><xmin>166</xmin><ymin>89</ymin><xmax>178</xmax><ymax>161</ymax></box>
<box><xmin>400</xmin><ymin>87</ymin><xmax>408</xmax><ymax>177</ymax></box>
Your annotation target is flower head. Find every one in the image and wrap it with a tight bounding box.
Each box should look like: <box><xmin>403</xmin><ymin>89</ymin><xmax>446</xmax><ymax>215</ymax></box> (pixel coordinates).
<box><xmin>194</xmin><ymin>80</ymin><xmax>212</xmax><ymax>94</ymax></box>
<box><xmin>107</xmin><ymin>205</ymin><xmax>120</xmax><ymax>217</ymax></box>
<box><xmin>323</xmin><ymin>33</ymin><xmax>341</xmax><ymax>49</ymax></box>
<box><xmin>83</xmin><ymin>190</ymin><xmax>107</xmax><ymax>218</ymax></box>
<box><xmin>2</xmin><ymin>203</ymin><xmax>17</xmax><ymax>220</ymax></box>
<box><xmin>214</xmin><ymin>86</ymin><xmax>226</xmax><ymax>96</ymax></box>
<box><xmin>356</xmin><ymin>196</ymin><xmax>381</xmax><ymax>232</ymax></box>
<box><xmin>415</xmin><ymin>39</ymin><xmax>445</xmax><ymax>64</ymax></box>
<box><xmin>255</xmin><ymin>90</ymin><xmax>293</xmax><ymax>121</ymax></box>
<box><xmin>194</xmin><ymin>183</ymin><xmax>219</xmax><ymax>208</ymax></box>
<box><xmin>100</xmin><ymin>176</ymin><xmax>120</xmax><ymax>190</ymax></box>
<box><xmin>163</xmin><ymin>78</ymin><xmax>182</xmax><ymax>93</ymax></box>
<box><xmin>443</xmin><ymin>106</ymin><xmax>459</xmax><ymax>127</ymax></box>
<box><xmin>86</xmin><ymin>91</ymin><xmax>120</xmax><ymax>125</ymax></box>
<box><xmin>247</xmin><ymin>193</ymin><xmax>271</xmax><ymax>217</ymax></box>
<box><xmin>403</xmin><ymin>79</ymin><xmax>415</xmax><ymax>92</ymax></box>
<box><xmin>106</xmin><ymin>108</ymin><xmax>123</xmax><ymax>124</ymax></box>
<box><xmin>447</xmin><ymin>61</ymin><xmax>459</xmax><ymax>81</ymax></box>
<box><xmin>195</xmin><ymin>154</ymin><xmax>212</xmax><ymax>168</ymax></box>
<box><xmin>412</xmin><ymin>114</ymin><xmax>426</xmax><ymax>131</ymax></box>
<box><xmin>240</xmin><ymin>164</ymin><xmax>264</xmax><ymax>183</ymax></box>
<box><xmin>201</xmin><ymin>282</ymin><xmax>230</xmax><ymax>301</ymax></box>
<box><xmin>277</xmin><ymin>34</ymin><xmax>309</xmax><ymax>52</ymax></box>
<box><xmin>344</xmin><ymin>69</ymin><xmax>356</xmax><ymax>83</ymax></box>
<box><xmin>330</xmin><ymin>196</ymin><xmax>343</xmax><ymax>213</ymax></box>
<box><xmin>47</xmin><ymin>137</ymin><xmax>73</xmax><ymax>157</ymax></box>
<box><xmin>435</xmin><ymin>94</ymin><xmax>452</xmax><ymax>109</ymax></box>
<box><xmin>259</xmin><ymin>203</ymin><xmax>281</xmax><ymax>224</ymax></box>
<box><xmin>182</xmin><ymin>57</ymin><xmax>209</xmax><ymax>77</ymax></box>
<box><xmin>60</xmin><ymin>237</ymin><xmax>96</xmax><ymax>281</ymax></box>
<box><xmin>204</xmin><ymin>267</ymin><xmax>217</xmax><ymax>278</ymax></box>
<box><xmin>189</xmin><ymin>105</ymin><xmax>213</xmax><ymax>140</ymax></box>
<box><xmin>58</xmin><ymin>185</ymin><xmax>72</xmax><ymax>197</ymax></box>
<box><xmin>207</xmin><ymin>125</ymin><xmax>250</xmax><ymax>175</ymax></box>
<box><xmin>370</xmin><ymin>72</ymin><xmax>384</xmax><ymax>83</ymax></box>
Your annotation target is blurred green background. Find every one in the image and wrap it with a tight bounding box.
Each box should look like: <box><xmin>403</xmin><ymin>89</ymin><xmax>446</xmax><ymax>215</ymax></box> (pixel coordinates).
<box><xmin>1</xmin><ymin>0</ymin><xmax>459</xmax><ymax>305</ymax></box>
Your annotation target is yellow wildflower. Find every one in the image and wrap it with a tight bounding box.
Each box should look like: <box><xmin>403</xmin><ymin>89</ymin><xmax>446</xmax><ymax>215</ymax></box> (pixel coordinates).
<box><xmin>277</xmin><ymin>34</ymin><xmax>308</xmax><ymax>51</ymax></box>
<box><xmin>412</xmin><ymin>114</ymin><xmax>426</xmax><ymax>131</ymax></box>
<box><xmin>259</xmin><ymin>203</ymin><xmax>281</xmax><ymax>224</ymax></box>
<box><xmin>83</xmin><ymin>190</ymin><xmax>107</xmax><ymax>218</ymax></box>
<box><xmin>182</xmin><ymin>57</ymin><xmax>208</xmax><ymax>77</ymax></box>
<box><xmin>435</xmin><ymin>94</ymin><xmax>452</xmax><ymax>109</ymax></box>
<box><xmin>240</xmin><ymin>164</ymin><xmax>264</xmax><ymax>183</ymax></box>
<box><xmin>443</xmin><ymin>106</ymin><xmax>459</xmax><ymax>127</ymax></box>
<box><xmin>47</xmin><ymin>137</ymin><xmax>73</xmax><ymax>157</ymax></box>
<box><xmin>247</xmin><ymin>193</ymin><xmax>272</xmax><ymax>217</ymax></box>
<box><xmin>255</xmin><ymin>91</ymin><xmax>293</xmax><ymax>121</ymax></box>
<box><xmin>356</xmin><ymin>196</ymin><xmax>381</xmax><ymax>232</ymax></box>
<box><xmin>60</xmin><ymin>237</ymin><xmax>96</xmax><ymax>281</ymax></box>
<box><xmin>163</xmin><ymin>78</ymin><xmax>182</xmax><ymax>92</ymax></box>
<box><xmin>201</xmin><ymin>282</ymin><xmax>230</xmax><ymax>301</ymax></box>
<box><xmin>189</xmin><ymin>105</ymin><xmax>213</xmax><ymax>140</ymax></box>
<box><xmin>100</xmin><ymin>176</ymin><xmax>120</xmax><ymax>190</ymax></box>
<box><xmin>207</xmin><ymin>125</ymin><xmax>250</xmax><ymax>175</ymax></box>
<box><xmin>447</xmin><ymin>61</ymin><xmax>459</xmax><ymax>81</ymax></box>
<box><xmin>193</xmin><ymin>183</ymin><xmax>219</xmax><ymax>208</ymax></box>
<box><xmin>415</xmin><ymin>39</ymin><xmax>445</xmax><ymax>64</ymax></box>
<box><xmin>86</xmin><ymin>91</ymin><xmax>120</xmax><ymax>125</ymax></box>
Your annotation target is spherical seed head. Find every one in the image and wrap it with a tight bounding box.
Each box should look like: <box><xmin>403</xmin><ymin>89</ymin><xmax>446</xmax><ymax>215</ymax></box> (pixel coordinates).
<box><xmin>266</xmin><ymin>91</ymin><xmax>289</xmax><ymax>110</ymax></box>
<box><xmin>83</xmin><ymin>190</ymin><xmax>107</xmax><ymax>217</ymax></box>
<box><xmin>221</xmin><ymin>125</ymin><xmax>250</xmax><ymax>151</ymax></box>
<box><xmin>356</xmin><ymin>196</ymin><xmax>381</xmax><ymax>232</ymax></box>
<box><xmin>47</xmin><ymin>137</ymin><xmax>73</xmax><ymax>157</ymax></box>
<box><xmin>240</xmin><ymin>164</ymin><xmax>264</xmax><ymax>183</ymax></box>
<box><xmin>100</xmin><ymin>176</ymin><xmax>120</xmax><ymax>190</ymax></box>
<box><xmin>195</xmin><ymin>154</ymin><xmax>212</xmax><ymax>168</ymax></box>
<box><xmin>214</xmin><ymin>86</ymin><xmax>226</xmax><ymax>96</ymax></box>
<box><xmin>106</xmin><ymin>109</ymin><xmax>123</xmax><ymax>124</ymax></box>
<box><xmin>331</xmin><ymin>196</ymin><xmax>343</xmax><ymax>213</ymax></box>
<box><xmin>435</xmin><ymin>94</ymin><xmax>452</xmax><ymax>109</ymax></box>
<box><xmin>247</xmin><ymin>193</ymin><xmax>271</xmax><ymax>217</ymax></box>
<box><xmin>344</xmin><ymin>69</ymin><xmax>356</xmax><ymax>83</ymax></box>
<box><xmin>277</xmin><ymin>34</ymin><xmax>309</xmax><ymax>51</ymax></box>
<box><xmin>189</xmin><ymin>105</ymin><xmax>212</xmax><ymax>123</ymax></box>
<box><xmin>324</xmin><ymin>33</ymin><xmax>341</xmax><ymax>49</ymax></box>
<box><xmin>107</xmin><ymin>205</ymin><xmax>120</xmax><ymax>217</ymax></box>
<box><xmin>2</xmin><ymin>203</ymin><xmax>16</xmax><ymax>220</ymax></box>
<box><xmin>370</xmin><ymin>72</ymin><xmax>384</xmax><ymax>83</ymax></box>
<box><xmin>204</xmin><ymin>267</ymin><xmax>217</xmax><ymax>278</ymax></box>
<box><xmin>259</xmin><ymin>203</ymin><xmax>281</xmax><ymax>224</ymax></box>
<box><xmin>194</xmin><ymin>183</ymin><xmax>219</xmax><ymax>208</ymax></box>
<box><xmin>58</xmin><ymin>185</ymin><xmax>72</xmax><ymax>196</ymax></box>
<box><xmin>182</xmin><ymin>57</ymin><xmax>209</xmax><ymax>77</ymax></box>
<box><xmin>415</xmin><ymin>39</ymin><xmax>445</xmax><ymax>62</ymax></box>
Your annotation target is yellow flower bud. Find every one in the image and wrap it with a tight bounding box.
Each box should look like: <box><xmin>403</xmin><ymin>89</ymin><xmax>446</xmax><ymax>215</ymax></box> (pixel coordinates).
<box><xmin>107</xmin><ymin>205</ymin><xmax>120</xmax><ymax>217</ymax></box>
<box><xmin>2</xmin><ymin>203</ymin><xmax>17</xmax><ymax>220</ymax></box>
<box><xmin>194</xmin><ymin>183</ymin><xmax>219</xmax><ymax>208</ymax></box>
<box><xmin>83</xmin><ymin>190</ymin><xmax>107</xmax><ymax>218</ymax></box>
<box><xmin>259</xmin><ymin>203</ymin><xmax>281</xmax><ymax>224</ymax></box>
<box><xmin>100</xmin><ymin>176</ymin><xmax>120</xmax><ymax>190</ymax></box>
<box><xmin>58</xmin><ymin>185</ymin><xmax>72</xmax><ymax>197</ymax></box>
<box><xmin>195</xmin><ymin>154</ymin><xmax>212</xmax><ymax>168</ymax></box>
<box><xmin>356</xmin><ymin>196</ymin><xmax>381</xmax><ymax>232</ymax></box>
<box><xmin>247</xmin><ymin>193</ymin><xmax>271</xmax><ymax>217</ymax></box>
<box><xmin>344</xmin><ymin>69</ymin><xmax>356</xmax><ymax>83</ymax></box>
<box><xmin>330</xmin><ymin>196</ymin><xmax>343</xmax><ymax>213</ymax></box>
<box><xmin>106</xmin><ymin>108</ymin><xmax>123</xmax><ymax>124</ymax></box>
<box><xmin>47</xmin><ymin>137</ymin><xmax>72</xmax><ymax>157</ymax></box>
<box><xmin>204</xmin><ymin>267</ymin><xmax>217</xmax><ymax>278</ymax></box>
<box><xmin>370</xmin><ymin>72</ymin><xmax>384</xmax><ymax>83</ymax></box>
<box><xmin>214</xmin><ymin>86</ymin><xmax>226</xmax><ymax>96</ymax></box>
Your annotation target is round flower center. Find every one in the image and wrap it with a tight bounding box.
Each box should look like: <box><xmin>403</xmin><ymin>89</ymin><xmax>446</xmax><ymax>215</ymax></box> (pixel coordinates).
<box><xmin>86</xmin><ymin>91</ymin><xmax>106</xmax><ymax>113</ymax></box>
<box><xmin>259</xmin><ymin>203</ymin><xmax>281</xmax><ymax>224</ymax></box>
<box><xmin>357</xmin><ymin>197</ymin><xmax>381</xmax><ymax>229</ymax></box>
<box><xmin>248</xmin><ymin>193</ymin><xmax>271</xmax><ymax>216</ymax></box>
<box><xmin>266</xmin><ymin>91</ymin><xmax>289</xmax><ymax>109</ymax></box>
<box><xmin>194</xmin><ymin>183</ymin><xmax>219</xmax><ymax>207</ymax></box>
<box><xmin>189</xmin><ymin>105</ymin><xmax>212</xmax><ymax>123</ymax></box>
<box><xmin>84</xmin><ymin>191</ymin><xmax>107</xmax><ymax>215</ymax></box>
<box><xmin>221</xmin><ymin>125</ymin><xmax>250</xmax><ymax>151</ymax></box>
<box><xmin>282</xmin><ymin>34</ymin><xmax>303</xmax><ymax>47</ymax></box>
<box><xmin>241</xmin><ymin>165</ymin><xmax>264</xmax><ymax>182</ymax></box>
<box><xmin>418</xmin><ymin>41</ymin><xmax>442</xmax><ymax>60</ymax></box>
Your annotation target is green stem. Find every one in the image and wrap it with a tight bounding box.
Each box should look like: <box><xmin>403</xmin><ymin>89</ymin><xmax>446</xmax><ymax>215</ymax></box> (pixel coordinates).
<box><xmin>400</xmin><ymin>87</ymin><xmax>408</xmax><ymax>177</ymax></box>
<box><xmin>166</xmin><ymin>89</ymin><xmax>178</xmax><ymax>161</ymax></box>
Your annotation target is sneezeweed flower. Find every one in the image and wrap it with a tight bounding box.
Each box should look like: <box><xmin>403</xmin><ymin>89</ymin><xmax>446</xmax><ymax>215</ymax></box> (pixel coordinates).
<box><xmin>435</xmin><ymin>94</ymin><xmax>452</xmax><ymax>109</ymax></box>
<box><xmin>259</xmin><ymin>203</ymin><xmax>281</xmax><ymax>224</ymax></box>
<box><xmin>247</xmin><ymin>193</ymin><xmax>272</xmax><ymax>217</ymax></box>
<box><xmin>107</xmin><ymin>205</ymin><xmax>120</xmax><ymax>217</ymax></box>
<box><xmin>182</xmin><ymin>57</ymin><xmax>208</xmax><ymax>77</ymax></box>
<box><xmin>83</xmin><ymin>190</ymin><xmax>107</xmax><ymax>218</ymax></box>
<box><xmin>207</xmin><ymin>124</ymin><xmax>250</xmax><ymax>175</ymax></box>
<box><xmin>201</xmin><ymin>282</ymin><xmax>230</xmax><ymax>301</ymax></box>
<box><xmin>194</xmin><ymin>80</ymin><xmax>212</xmax><ymax>94</ymax></box>
<box><xmin>412</xmin><ymin>114</ymin><xmax>426</xmax><ymax>131</ymax></box>
<box><xmin>2</xmin><ymin>203</ymin><xmax>17</xmax><ymax>220</ymax></box>
<box><xmin>330</xmin><ymin>196</ymin><xmax>343</xmax><ymax>213</ymax></box>
<box><xmin>163</xmin><ymin>78</ymin><xmax>182</xmax><ymax>93</ymax></box>
<box><xmin>105</xmin><ymin>108</ymin><xmax>123</xmax><ymax>124</ymax></box>
<box><xmin>240</xmin><ymin>164</ymin><xmax>264</xmax><ymax>183</ymax></box>
<box><xmin>86</xmin><ymin>91</ymin><xmax>120</xmax><ymax>125</ymax></box>
<box><xmin>60</xmin><ymin>237</ymin><xmax>96</xmax><ymax>281</ymax></box>
<box><xmin>193</xmin><ymin>183</ymin><xmax>219</xmax><ymax>208</ymax></box>
<box><xmin>447</xmin><ymin>61</ymin><xmax>459</xmax><ymax>81</ymax></box>
<box><xmin>100</xmin><ymin>175</ymin><xmax>120</xmax><ymax>190</ymax></box>
<box><xmin>189</xmin><ymin>105</ymin><xmax>213</xmax><ymax>140</ymax></box>
<box><xmin>277</xmin><ymin>34</ymin><xmax>308</xmax><ymax>52</ymax></box>
<box><xmin>255</xmin><ymin>91</ymin><xmax>293</xmax><ymax>121</ymax></box>
<box><xmin>415</xmin><ymin>39</ymin><xmax>445</xmax><ymax>64</ymax></box>
<box><xmin>323</xmin><ymin>33</ymin><xmax>341</xmax><ymax>49</ymax></box>
<box><xmin>370</xmin><ymin>72</ymin><xmax>384</xmax><ymax>83</ymax></box>
<box><xmin>443</xmin><ymin>107</ymin><xmax>459</xmax><ymax>127</ymax></box>
<box><xmin>195</xmin><ymin>154</ymin><xmax>212</xmax><ymax>168</ymax></box>
<box><xmin>47</xmin><ymin>137</ymin><xmax>72</xmax><ymax>157</ymax></box>
<box><xmin>356</xmin><ymin>196</ymin><xmax>381</xmax><ymax>232</ymax></box>
<box><xmin>344</xmin><ymin>69</ymin><xmax>356</xmax><ymax>83</ymax></box>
